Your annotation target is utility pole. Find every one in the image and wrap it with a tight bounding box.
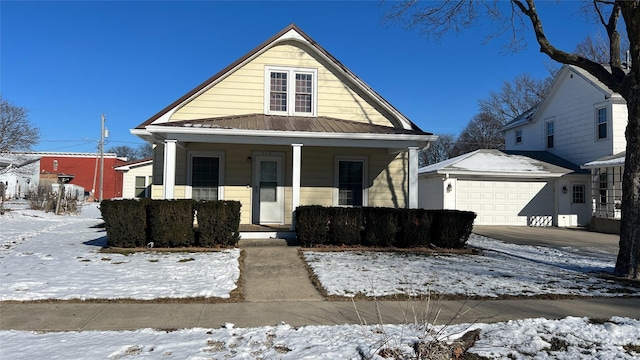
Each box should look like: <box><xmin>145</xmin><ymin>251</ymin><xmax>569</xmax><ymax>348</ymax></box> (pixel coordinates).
<box><xmin>99</xmin><ymin>114</ymin><xmax>105</xmax><ymax>202</ymax></box>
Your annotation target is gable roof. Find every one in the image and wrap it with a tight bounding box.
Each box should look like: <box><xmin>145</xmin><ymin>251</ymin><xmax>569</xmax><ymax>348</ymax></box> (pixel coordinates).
<box><xmin>418</xmin><ymin>149</ymin><xmax>578</xmax><ymax>178</ymax></box>
<box><xmin>501</xmin><ymin>65</ymin><xmax>624</xmax><ymax>132</ymax></box>
<box><xmin>134</xmin><ymin>24</ymin><xmax>423</xmax><ymax>134</ymax></box>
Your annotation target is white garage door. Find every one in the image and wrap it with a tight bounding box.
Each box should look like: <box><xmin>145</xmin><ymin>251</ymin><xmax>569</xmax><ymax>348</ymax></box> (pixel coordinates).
<box><xmin>456</xmin><ymin>180</ymin><xmax>554</xmax><ymax>226</ymax></box>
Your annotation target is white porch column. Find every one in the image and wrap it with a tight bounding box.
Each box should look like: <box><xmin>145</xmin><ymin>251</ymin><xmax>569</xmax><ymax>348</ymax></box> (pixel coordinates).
<box><xmin>163</xmin><ymin>139</ymin><xmax>177</xmax><ymax>199</ymax></box>
<box><xmin>408</xmin><ymin>146</ymin><xmax>419</xmax><ymax>209</ymax></box>
<box><xmin>292</xmin><ymin>144</ymin><xmax>303</xmax><ymax>228</ymax></box>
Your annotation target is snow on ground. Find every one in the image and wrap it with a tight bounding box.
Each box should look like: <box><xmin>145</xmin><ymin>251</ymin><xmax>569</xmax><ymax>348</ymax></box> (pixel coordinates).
<box><xmin>1</xmin><ymin>317</ymin><xmax>639</xmax><ymax>359</ymax></box>
<box><xmin>303</xmin><ymin>234</ymin><xmax>636</xmax><ymax>298</ymax></box>
<box><xmin>0</xmin><ymin>202</ymin><xmax>240</xmax><ymax>300</ymax></box>
<box><xmin>1</xmin><ymin>201</ymin><xmax>639</xmax><ymax>359</ymax></box>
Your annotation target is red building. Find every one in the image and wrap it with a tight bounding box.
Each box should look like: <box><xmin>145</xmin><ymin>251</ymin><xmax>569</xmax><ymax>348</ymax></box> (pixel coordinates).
<box><xmin>38</xmin><ymin>153</ymin><xmax>126</xmax><ymax>199</ymax></box>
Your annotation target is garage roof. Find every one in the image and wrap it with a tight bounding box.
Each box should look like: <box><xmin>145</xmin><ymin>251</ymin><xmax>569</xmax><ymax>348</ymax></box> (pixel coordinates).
<box><xmin>418</xmin><ymin>149</ymin><xmax>579</xmax><ymax>178</ymax></box>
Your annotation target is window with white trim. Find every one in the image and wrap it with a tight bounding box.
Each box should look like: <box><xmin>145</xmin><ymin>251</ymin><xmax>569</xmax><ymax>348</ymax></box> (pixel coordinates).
<box><xmin>597</xmin><ymin>107</ymin><xmax>607</xmax><ymax>139</ymax></box>
<box><xmin>265</xmin><ymin>66</ymin><xmax>317</xmax><ymax>116</ymax></box>
<box><xmin>546</xmin><ymin>121</ymin><xmax>554</xmax><ymax>149</ymax></box>
<box><xmin>135</xmin><ymin>176</ymin><xmax>148</xmax><ymax>198</ymax></box>
<box><xmin>515</xmin><ymin>129</ymin><xmax>522</xmax><ymax>144</ymax></box>
<box><xmin>335</xmin><ymin>157</ymin><xmax>367</xmax><ymax>207</ymax></box>
<box><xmin>189</xmin><ymin>153</ymin><xmax>224</xmax><ymax>201</ymax></box>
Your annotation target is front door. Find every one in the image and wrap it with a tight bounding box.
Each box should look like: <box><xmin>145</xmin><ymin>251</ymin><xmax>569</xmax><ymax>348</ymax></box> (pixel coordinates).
<box><xmin>252</xmin><ymin>154</ymin><xmax>284</xmax><ymax>224</ymax></box>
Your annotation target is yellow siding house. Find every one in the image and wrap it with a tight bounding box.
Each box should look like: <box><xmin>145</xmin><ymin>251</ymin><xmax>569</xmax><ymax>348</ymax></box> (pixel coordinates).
<box><xmin>131</xmin><ymin>24</ymin><xmax>436</xmax><ymax>233</ymax></box>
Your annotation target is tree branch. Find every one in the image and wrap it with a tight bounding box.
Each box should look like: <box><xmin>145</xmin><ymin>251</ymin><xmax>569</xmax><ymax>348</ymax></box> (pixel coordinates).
<box><xmin>510</xmin><ymin>0</ymin><xmax>624</xmax><ymax>93</ymax></box>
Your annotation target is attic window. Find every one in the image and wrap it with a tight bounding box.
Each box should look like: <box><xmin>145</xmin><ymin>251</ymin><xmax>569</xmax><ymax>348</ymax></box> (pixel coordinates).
<box><xmin>265</xmin><ymin>66</ymin><xmax>317</xmax><ymax>116</ymax></box>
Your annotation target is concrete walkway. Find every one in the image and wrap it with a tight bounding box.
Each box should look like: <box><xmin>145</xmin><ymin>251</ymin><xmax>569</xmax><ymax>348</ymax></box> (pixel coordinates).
<box><xmin>242</xmin><ymin>245</ymin><xmax>322</xmax><ymax>302</ymax></box>
<box><xmin>1</xmin><ymin>230</ymin><xmax>638</xmax><ymax>332</ymax></box>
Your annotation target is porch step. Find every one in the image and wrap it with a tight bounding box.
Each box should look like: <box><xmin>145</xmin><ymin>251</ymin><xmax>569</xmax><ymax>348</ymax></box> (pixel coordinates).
<box><xmin>238</xmin><ymin>238</ymin><xmax>299</xmax><ymax>247</ymax></box>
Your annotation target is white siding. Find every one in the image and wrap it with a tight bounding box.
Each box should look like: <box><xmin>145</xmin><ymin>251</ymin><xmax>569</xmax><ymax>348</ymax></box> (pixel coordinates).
<box><xmin>611</xmin><ymin>102</ymin><xmax>628</xmax><ymax>154</ymax></box>
<box><xmin>505</xmin><ymin>67</ymin><xmax>626</xmax><ymax>165</ymax></box>
<box><xmin>121</xmin><ymin>163</ymin><xmax>153</xmax><ymax>199</ymax></box>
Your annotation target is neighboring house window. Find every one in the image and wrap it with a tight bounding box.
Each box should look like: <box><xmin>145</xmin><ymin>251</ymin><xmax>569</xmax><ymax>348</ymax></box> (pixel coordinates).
<box><xmin>53</xmin><ymin>160</ymin><xmax>58</xmax><ymax>171</ymax></box>
<box><xmin>515</xmin><ymin>129</ymin><xmax>522</xmax><ymax>144</ymax></box>
<box><xmin>572</xmin><ymin>184</ymin><xmax>585</xmax><ymax>204</ymax></box>
<box><xmin>599</xmin><ymin>173</ymin><xmax>608</xmax><ymax>207</ymax></box>
<box><xmin>546</xmin><ymin>121</ymin><xmax>554</xmax><ymax>149</ymax></box>
<box><xmin>191</xmin><ymin>156</ymin><xmax>221</xmax><ymax>201</ymax></box>
<box><xmin>265</xmin><ymin>66</ymin><xmax>317</xmax><ymax>116</ymax></box>
<box><xmin>135</xmin><ymin>176</ymin><xmax>149</xmax><ymax>198</ymax></box>
<box><xmin>597</xmin><ymin>107</ymin><xmax>607</xmax><ymax>139</ymax></box>
<box><xmin>335</xmin><ymin>157</ymin><xmax>367</xmax><ymax>207</ymax></box>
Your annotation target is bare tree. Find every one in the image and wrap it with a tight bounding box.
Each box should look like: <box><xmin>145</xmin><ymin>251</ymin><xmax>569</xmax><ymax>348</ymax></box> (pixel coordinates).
<box><xmin>419</xmin><ymin>133</ymin><xmax>456</xmax><ymax>166</ymax></box>
<box><xmin>0</xmin><ymin>96</ymin><xmax>40</xmax><ymax>153</ymax></box>
<box><xmin>575</xmin><ymin>32</ymin><xmax>615</xmax><ymax>65</ymax></box>
<box><xmin>478</xmin><ymin>73</ymin><xmax>552</xmax><ymax>125</ymax></box>
<box><xmin>385</xmin><ymin>0</ymin><xmax>640</xmax><ymax>279</ymax></box>
<box><xmin>136</xmin><ymin>143</ymin><xmax>153</xmax><ymax>159</ymax></box>
<box><xmin>107</xmin><ymin>145</ymin><xmax>137</xmax><ymax>161</ymax></box>
<box><xmin>450</xmin><ymin>112</ymin><xmax>504</xmax><ymax>157</ymax></box>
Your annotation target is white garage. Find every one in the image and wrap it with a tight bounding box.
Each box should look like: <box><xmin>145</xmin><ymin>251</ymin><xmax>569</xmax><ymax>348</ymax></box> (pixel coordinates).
<box><xmin>418</xmin><ymin>149</ymin><xmax>591</xmax><ymax>226</ymax></box>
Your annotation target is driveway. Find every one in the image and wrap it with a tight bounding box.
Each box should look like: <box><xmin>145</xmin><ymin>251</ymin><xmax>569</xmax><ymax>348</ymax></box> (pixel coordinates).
<box><xmin>472</xmin><ymin>225</ymin><xmax>619</xmax><ymax>254</ymax></box>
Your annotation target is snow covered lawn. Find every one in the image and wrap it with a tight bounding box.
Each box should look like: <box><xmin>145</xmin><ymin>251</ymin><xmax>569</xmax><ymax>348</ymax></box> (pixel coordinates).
<box><xmin>303</xmin><ymin>234</ymin><xmax>637</xmax><ymax>298</ymax></box>
<box><xmin>0</xmin><ymin>202</ymin><xmax>240</xmax><ymax>301</ymax></box>
<box><xmin>1</xmin><ymin>317</ymin><xmax>639</xmax><ymax>359</ymax></box>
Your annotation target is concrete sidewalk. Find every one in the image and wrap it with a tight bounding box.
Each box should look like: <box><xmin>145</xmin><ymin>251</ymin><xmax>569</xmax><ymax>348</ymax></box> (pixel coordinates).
<box><xmin>2</xmin><ymin>298</ymin><xmax>639</xmax><ymax>331</ymax></box>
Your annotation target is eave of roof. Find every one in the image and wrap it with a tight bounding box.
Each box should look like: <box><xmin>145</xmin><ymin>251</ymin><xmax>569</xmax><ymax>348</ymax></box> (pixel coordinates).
<box><xmin>134</xmin><ymin>24</ymin><xmax>424</xmax><ymax>133</ymax></box>
<box><xmin>114</xmin><ymin>158</ymin><xmax>153</xmax><ymax>171</ymax></box>
<box><xmin>581</xmin><ymin>151</ymin><xmax>626</xmax><ymax>169</ymax></box>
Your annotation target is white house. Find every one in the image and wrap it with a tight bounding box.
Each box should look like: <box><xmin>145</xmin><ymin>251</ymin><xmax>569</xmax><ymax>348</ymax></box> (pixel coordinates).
<box><xmin>114</xmin><ymin>158</ymin><xmax>153</xmax><ymax>199</ymax></box>
<box><xmin>502</xmin><ymin>65</ymin><xmax>627</xmax><ymax>232</ymax></box>
<box><xmin>0</xmin><ymin>154</ymin><xmax>41</xmax><ymax>199</ymax></box>
<box><xmin>420</xmin><ymin>64</ymin><xmax>628</xmax><ymax>229</ymax></box>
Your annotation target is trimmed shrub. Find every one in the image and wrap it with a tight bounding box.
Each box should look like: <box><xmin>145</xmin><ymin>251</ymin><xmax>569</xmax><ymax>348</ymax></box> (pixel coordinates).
<box><xmin>362</xmin><ymin>207</ymin><xmax>397</xmax><ymax>247</ymax></box>
<box><xmin>100</xmin><ymin>199</ymin><xmax>147</xmax><ymax>248</ymax></box>
<box><xmin>430</xmin><ymin>210</ymin><xmax>476</xmax><ymax>249</ymax></box>
<box><xmin>195</xmin><ymin>200</ymin><xmax>241</xmax><ymax>247</ymax></box>
<box><xmin>147</xmin><ymin>199</ymin><xmax>194</xmax><ymax>247</ymax></box>
<box><xmin>328</xmin><ymin>207</ymin><xmax>363</xmax><ymax>246</ymax></box>
<box><xmin>395</xmin><ymin>209</ymin><xmax>432</xmax><ymax>248</ymax></box>
<box><xmin>295</xmin><ymin>206</ymin><xmax>330</xmax><ymax>247</ymax></box>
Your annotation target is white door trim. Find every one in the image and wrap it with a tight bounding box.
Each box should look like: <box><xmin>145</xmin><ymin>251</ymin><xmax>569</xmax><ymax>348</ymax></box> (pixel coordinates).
<box><xmin>252</xmin><ymin>151</ymin><xmax>285</xmax><ymax>224</ymax></box>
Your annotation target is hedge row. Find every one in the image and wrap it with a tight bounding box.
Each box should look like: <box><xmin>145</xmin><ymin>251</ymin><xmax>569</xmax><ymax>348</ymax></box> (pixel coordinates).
<box><xmin>100</xmin><ymin>199</ymin><xmax>241</xmax><ymax>248</ymax></box>
<box><xmin>295</xmin><ymin>206</ymin><xmax>476</xmax><ymax>249</ymax></box>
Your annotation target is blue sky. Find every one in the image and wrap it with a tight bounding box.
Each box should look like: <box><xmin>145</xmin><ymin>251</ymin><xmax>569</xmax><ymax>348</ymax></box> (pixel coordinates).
<box><xmin>1</xmin><ymin>1</ymin><xmax>602</xmax><ymax>154</ymax></box>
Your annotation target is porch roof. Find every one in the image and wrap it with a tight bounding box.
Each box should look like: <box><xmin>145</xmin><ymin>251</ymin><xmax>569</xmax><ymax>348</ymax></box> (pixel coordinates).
<box><xmin>135</xmin><ymin>114</ymin><xmax>436</xmax><ymax>149</ymax></box>
<box><xmin>157</xmin><ymin>114</ymin><xmax>432</xmax><ymax>136</ymax></box>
